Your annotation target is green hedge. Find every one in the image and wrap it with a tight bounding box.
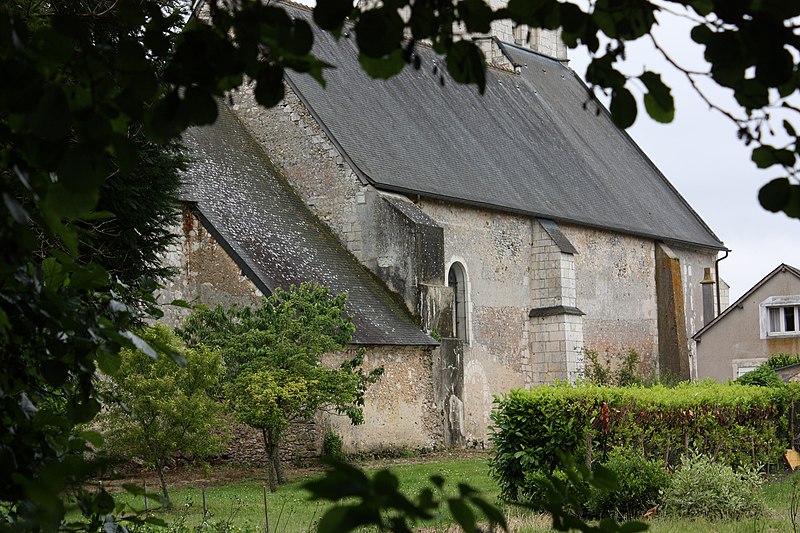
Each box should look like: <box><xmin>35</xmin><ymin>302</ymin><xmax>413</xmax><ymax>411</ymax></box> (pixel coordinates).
<box><xmin>489</xmin><ymin>382</ymin><xmax>797</xmax><ymax>501</ymax></box>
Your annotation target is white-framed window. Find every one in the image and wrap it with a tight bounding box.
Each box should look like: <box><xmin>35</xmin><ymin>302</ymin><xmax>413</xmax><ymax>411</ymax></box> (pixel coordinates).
<box><xmin>760</xmin><ymin>296</ymin><xmax>800</xmax><ymax>338</ymax></box>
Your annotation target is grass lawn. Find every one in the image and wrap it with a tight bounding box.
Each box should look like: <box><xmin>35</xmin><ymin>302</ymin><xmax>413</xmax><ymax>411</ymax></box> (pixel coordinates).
<box><xmin>111</xmin><ymin>456</ymin><xmax>501</xmax><ymax>532</ymax></box>
<box><xmin>109</xmin><ymin>457</ymin><xmax>800</xmax><ymax>532</ymax></box>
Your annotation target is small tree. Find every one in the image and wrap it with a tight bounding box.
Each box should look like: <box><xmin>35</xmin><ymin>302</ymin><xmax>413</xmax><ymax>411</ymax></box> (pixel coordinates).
<box><xmin>180</xmin><ymin>283</ymin><xmax>382</xmax><ymax>491</ymax></box>
<box><xmin>98</xmin><ymin>325</ymin><xmax>227</xmax><ymax>501</ymax></box>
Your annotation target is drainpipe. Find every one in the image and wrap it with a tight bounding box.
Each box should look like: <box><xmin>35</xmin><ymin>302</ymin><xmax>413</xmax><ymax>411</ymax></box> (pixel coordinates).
<box><xmin>714</xmin><ymin>250</ymin><xmax>730</xmax><ymax>316</ymax></box>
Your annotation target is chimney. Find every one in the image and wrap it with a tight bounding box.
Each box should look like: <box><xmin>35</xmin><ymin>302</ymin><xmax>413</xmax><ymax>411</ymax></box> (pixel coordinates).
<box><xmin>456</xmin><ymin>0</ymin><xmax>568</xmax><ymax>68</ymax></box>
<box><xmin>700</xmin><ymin>267</ymin><xmax>715</xmax><ymax>326</ymax></box>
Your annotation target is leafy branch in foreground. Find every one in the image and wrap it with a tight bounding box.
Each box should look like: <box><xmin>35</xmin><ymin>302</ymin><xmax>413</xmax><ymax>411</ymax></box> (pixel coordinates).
<box><xmin>304</xmin><ymin>459</ymin><xmax>508</xmax><ymax>533</ymax></box>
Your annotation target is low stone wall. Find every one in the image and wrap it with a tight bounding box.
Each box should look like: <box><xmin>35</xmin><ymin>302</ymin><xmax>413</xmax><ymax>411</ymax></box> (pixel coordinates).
<box><xmin>222</xmin><ymin>419</ymin><xmax>320</xmax><ymax>467</ymax></box>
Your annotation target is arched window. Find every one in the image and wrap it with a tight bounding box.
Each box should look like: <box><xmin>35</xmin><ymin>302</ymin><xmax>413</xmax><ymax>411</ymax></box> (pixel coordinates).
<box><xmin>447</xmin><ymin>261</ymin><xmax>468</xmax><ymax>341</ymax></box>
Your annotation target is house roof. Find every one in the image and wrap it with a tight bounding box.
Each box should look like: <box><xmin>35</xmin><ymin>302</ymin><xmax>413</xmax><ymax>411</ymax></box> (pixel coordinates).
<box><xmin>693</xmin><ymin>263</ymin><xmax>800</xmax><ymax>339</ymax></box>
<box><xmin>283</xmin><ymin>4</ymin><xmax>724</xmax><ymax>250</ymax></box>
<box><xmin>181</xmin><ymin>104</ymin><xmax>437</xmax><ymax>346</ymax></box>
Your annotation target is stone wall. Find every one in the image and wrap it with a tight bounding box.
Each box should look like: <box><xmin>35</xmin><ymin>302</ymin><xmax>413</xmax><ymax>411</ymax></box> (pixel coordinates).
<box><xmin>563</xmin><ymin>223</ymin><xmax>660</xmax><ymax>373</ymax></box>
<box><xmin>322</xmin><ymin>345</ymin><xmax>443</xmax><ymax>454</ymax></box>
<box><xmin>419</xmin><ymin>199</ymin><xmax>532</xmax><ymax>443</ymax></box>
<box><xmin>159</xmin><ymin>206</ymin><xmax>263</xmax><ymax>329</ymax></box>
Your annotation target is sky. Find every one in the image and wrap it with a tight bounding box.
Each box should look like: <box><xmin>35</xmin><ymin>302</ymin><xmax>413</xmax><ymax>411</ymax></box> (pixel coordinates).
<box><xmin>293</xmin><ymin>0</ymin><xmax>799</xmax><ymax>302</ymax></box>
<box><xmin>566</xmin><ymin>10</ymin><xmax>800</xmax><ymax>302</ymax></box>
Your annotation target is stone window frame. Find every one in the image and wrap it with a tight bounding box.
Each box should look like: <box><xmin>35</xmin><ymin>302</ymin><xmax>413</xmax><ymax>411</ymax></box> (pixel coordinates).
<box><xmin>446</xmin><ymin>258</ymin><xmax>471</xmax><ymax>344</ymax></box>
<box><xmin>759</xmin><ymin>295</ymin><xmax>800</xmax><ymax>339</ymax></box>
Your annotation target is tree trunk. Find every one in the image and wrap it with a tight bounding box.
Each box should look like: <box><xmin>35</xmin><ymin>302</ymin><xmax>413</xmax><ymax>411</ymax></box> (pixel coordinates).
<box><xmin>157</xmin><ymin>462</ymin><xmax>170</xmax><ymax>504</ymax></box>
<box><xmin>272</xmin><ymin>435</ymin><xmax>286</xmax><ymax>485</ymax></box>
<box><xmin>263</xmin><ymin>429</ymin><xmax>278</xmax><ymax>493</ymax></box>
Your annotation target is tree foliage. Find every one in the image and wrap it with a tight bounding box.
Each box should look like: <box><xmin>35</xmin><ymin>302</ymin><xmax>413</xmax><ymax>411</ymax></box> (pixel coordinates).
<box><xmin>180</xmin><ymin>284</ymin><xmax>383</xmax><ymax>492</ymax></box>
<box><xmin>2</xmin><ymin>0</ymin><xmax>799</xmax><ymax>529</ymax></box>
<box><xmin>96</xmin><ymin>324</ymin><xmax>227</xmax><ymax>501</ymax></box>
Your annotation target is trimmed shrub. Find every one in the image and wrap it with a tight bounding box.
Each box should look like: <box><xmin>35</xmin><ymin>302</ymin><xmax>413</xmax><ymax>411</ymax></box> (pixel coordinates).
<box><xmin>736</xmin><ymin>365</ymin><xmax>784</xmax><ymax>387</ymax></box>
<box><xmin>490</xmin><ymin>382</ymin><xmax>789</xmax><ymax>501</ymax></box>
<box><xmin>663</xmin><ymin>454</ymin><xmax>764</xmax><ymax>520</ymax></box>
<box><xmin>586</xmin><ymin>450</ymin><xmax>668</xmax><ymax>520</ymax></box>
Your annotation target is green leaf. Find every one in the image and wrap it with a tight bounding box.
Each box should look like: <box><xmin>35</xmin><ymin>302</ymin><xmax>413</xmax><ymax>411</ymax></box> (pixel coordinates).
<box><xmin>758</xmin><ymin>177</ymin><xmax>790</xmax><ymax>212</ymax></box>
<box><xmin>78</xmin><ymin>430</ymin><xmax>104</xmax><ymax>448</ymax></box>
<box><xmin>469</xmin><ymin>497</ymin><xmax>508</xmax><ymax>530</ymax></box>
<box><xmin>506</xmin><ymin>0</ymin><xmax>550</xmax><ymax>26</ymax></box>
<box><xmin>610</xmin><ymin>87</ymin><xmax>637</xmax><ymax>128</ymax></box>
<box><xmin>70</xmin><ymin>263</ymin><xmax>109</xmax><ymax>290</ymax></box>
<box><xmin>756</xmin><ymin>48</ymin><xmax>794</xmax><ymax>86</ymax></box>
<box><xmin>586</xmin><ymin>53</ymin><xmax>626</xmax><ymax>89</ymax></box>
<box><xmin>313</xmin><ymin>0</ymin><xmax>353</xmax><ymax>31</ymax></box>
<box><xmin>183</xmin><ymin>87</ymin><xmax>218</xmax><ymax>126</ymax></box>
<box><xmin>120</xmin><ymin>330</ymin><xmax>158</xmax><ymax>358</ymax></box>
<box><xmin>640</xmin><ymin>71</ymin><xmax>674</xmax><ymax>123</ymax></box>
<box><xmin>354</xmin><ymin>8</ymin><xmax>404</xmax><ymax>59</ymax></box>
<box><xmin>733</xmin><ymin>79</ymin><xmax>769</xmax><ymax>110</ymax></box>
<box><xmin>446</xmin><ymin>40</ymin><xmax>486</xmax><ymax>94</ymax></box>
<box><xmin>96</xmin><ymin>490</ymin><xmax>115</xmax><ymax>514</ymax></box>
<box><xmin>284</xmin><ymin>19</ymin><xmax>314</xmax><ymax>57</ymax></box>
<box><xmin>97</xmin><ymin>350</ymin><xmax>122</xmax><ymax>375</ymax></box>
<box><xmin>643</xmin><ymin>93</ymin><xmax>674</xmax><ymax>123</ymax></box>
<box><xmin>447</xmin><ymin>498</ymin><xmax>476</xmax><ymax>533</ymax></box>
<box><xmin>459</xmin><ymin>0</ymin><xmax>494</xmax><ymax>34</ymax></box>
<box><xmin>689</xmin><ymin>0</ymin><xmax>713</xmax><ymax>16</ymax></box>
<box><xmin>29</xmin><ymin>86</ymin><xmax>71</xmax><ymax>142</ymax></box>
<box><xmin>358</xmin><ymin>49</ymin><xmax>405</xmax><ymax>80</ymax></box>
<box><xmin>146</xmin><ymin>91</ymin><xmax>184</xmax><ymax>142</ymax></box>
<box><xmin>57</xmin><ymin>146</ymin><xmax>113</xmax><ymax>194</ymax></box>
<box><xmin>316</xmin><ymin>506</ymin><xmax>351</xmax><ymax>532</ymax></box>
<box><xmin>41</xmin><ymin>184</ymin><xmax>99</xmax><ymax>223</ymax></box>
<box><xmin>752</xmin><ymin>145</ymin><xmax>796</xmax><ymax>169</ymax></box>
<box><xmin>254</xmin><ymin>64</ymin><xmax>285</xmax><ymax>108</ymax></box>
<box><xmin>115</xmin><ymin>40</ymin><xmax>150</xmax><ymax>73</ymax></box>
<box><xmin>30</xmin><ymin>27</ymin><xmax>74</xmax><ymax>67</ymax></box>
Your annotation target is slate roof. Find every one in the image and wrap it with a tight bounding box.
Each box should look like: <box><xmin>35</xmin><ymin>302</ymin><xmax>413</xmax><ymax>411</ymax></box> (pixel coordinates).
<box><xmin>283</xmin><ymin>5</ymin><xmax>724</xmax><ymax>250</ymax></box>
<box><xmin>182</xmin><ymin>104</ymin><xmax>436</xmax><ymax>346</ymax></box>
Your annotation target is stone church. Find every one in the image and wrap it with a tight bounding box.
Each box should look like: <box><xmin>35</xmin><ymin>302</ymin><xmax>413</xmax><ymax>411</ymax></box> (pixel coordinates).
<box><xmin>161</xmin><ymin>2</ymin><xmax>727</xmax><ymax>455</ymax></box>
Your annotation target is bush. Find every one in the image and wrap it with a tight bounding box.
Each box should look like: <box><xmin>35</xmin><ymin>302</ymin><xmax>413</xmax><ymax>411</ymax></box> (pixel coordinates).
<box><xmin>586</xmin><ymin>451</ymin><xmax>668</xmax><ymax>520</ymax></box>
<box><xmin>582</xmin><ymin>348</ymin><xmax>657</xmax><ymax>387</ymax></box>
<box><xmin>490</xmin><ymin>382</ymin><xmax>789</xmax><ymax>502</ymax></box>
<box><xmin>322</xmin><ymin>430</ymin><xmax>345</xmax><ymax>461</ymax></box>
<box><xmin>736</xmin><ymin>365</ymin><xmax>784</xmax><ymax>387</ymax></box>
<box><xmin>766</xmin><ymin>353</ymin><xmax>800</xmax><ymax>370</ymax></box>
<box><xmin>663</xmin><ymin>454</ymin><xmax>764</xmax><ymax>520</ymax></box>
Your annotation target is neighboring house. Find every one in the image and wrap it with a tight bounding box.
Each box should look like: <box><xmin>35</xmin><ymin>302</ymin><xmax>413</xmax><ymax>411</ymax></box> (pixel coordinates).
<box><xmin>160</xmin><ymin>2</ymin><xmax>727</xmax><ymax>455</ymax></box>
<box><xmin>694</xmin><ymin>264</ymin><xmax>800</xmax><ymax>382</ymax></box>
